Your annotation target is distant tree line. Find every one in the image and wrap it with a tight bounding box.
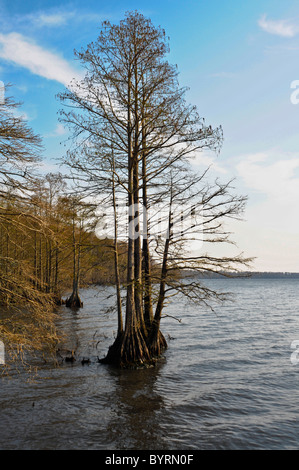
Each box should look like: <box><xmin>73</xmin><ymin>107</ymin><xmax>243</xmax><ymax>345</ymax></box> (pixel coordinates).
<box><xmin>0</xmin><ymin>87</ymin><xmax>128</xmax><ymax>367</ymax></box>
<box><xmin>183</xmin><ymin>271</ymin><xmax>299</xmax><ymax>279</ymax></box>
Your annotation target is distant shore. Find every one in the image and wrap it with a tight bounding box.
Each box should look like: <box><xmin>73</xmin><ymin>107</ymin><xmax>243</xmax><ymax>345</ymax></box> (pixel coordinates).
<box><xmin>183</xmin><ymin>271</ymin><xmax>299</xmax><ymax>279</ymax></box>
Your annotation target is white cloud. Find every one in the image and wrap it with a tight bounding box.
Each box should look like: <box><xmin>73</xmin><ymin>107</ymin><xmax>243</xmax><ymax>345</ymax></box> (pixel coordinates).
<box><xmin>0</xmin><ymin>32</ymin><xmax>83</xmax><ymax>87</ymax></box>
<box><xmin>27</xmin><ymin>9</ymin><xmax>106</xmax><ymax>28</ymax></box>
<box><xmin>12</xmin><ymin>108</ymin><xmax>30</xmax><ymax>121</ymax></box>
<box><xmin>208</xmin><ymin>72</ymin><xmax>237</xmax><ymax>79</ymax></box>
<box><xmin>233</xmin><ymin>152</ymin><xmax>299</xmax><ymax>270</ymax></box>
<box><xmin>15</xmin><ymin>84</ymin><xmax>28</xmax><ymax>93</ymax></box>
<box><xmin>174</xmin><ymin>150</ymin><xmax>299</xmax><ymax>271</ymax></box>
<box><xmin>44</xmin><ymin>123</ymin><xmax>67</xmax><ymax>138</ymax></box>
<box><xmin>39</xmin><ymin>160</ymin><xmax>65</xmax><ymax>174</ymax></box>
<box><xmin>37</xmin><ymin>13</ymin><xmax>70</xmax><ymax>26</ymax></box>
<box><xmin>191</xmin><ymin>150</ymin><xmax>228</xmax><ymax>174</ymax></box>
<box><xmin>258</xmin><ymin>14</ymin><xmax>298</xmax><ymax>38</ymax></box>
<box><xmin>237</xmin><ymin>152</ymin><xmax>299</xmax><ymax>208</ymax></box>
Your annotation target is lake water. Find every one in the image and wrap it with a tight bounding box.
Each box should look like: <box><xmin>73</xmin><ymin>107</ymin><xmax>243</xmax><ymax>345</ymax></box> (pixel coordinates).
<box><xmin>1</xmin><ymin>278</ymin><xmax>299</xmax><ymax>450</ymax></box>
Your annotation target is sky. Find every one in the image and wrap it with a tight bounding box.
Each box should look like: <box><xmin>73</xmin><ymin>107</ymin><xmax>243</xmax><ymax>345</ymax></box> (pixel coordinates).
<box><xmin>0</xmin><ymin>0</ymin><xmax>299</xmax><ymax>272</ymax></box>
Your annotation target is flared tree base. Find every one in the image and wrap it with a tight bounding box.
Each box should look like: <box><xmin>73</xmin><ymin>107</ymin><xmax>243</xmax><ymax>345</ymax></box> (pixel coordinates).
<box><xmin>147</xmin><ymin>328</ymin><xmax>168</xmax><ymax>358</ymax></box>
<box><xmin>65</xmin><ymin>292</ymin><xmax>83</xmax><ymax>308</ymax></box>
<box><xmin>99</xmin><ymin>327</ymin><xmax>168</xmax><ymax>369</ymax></box>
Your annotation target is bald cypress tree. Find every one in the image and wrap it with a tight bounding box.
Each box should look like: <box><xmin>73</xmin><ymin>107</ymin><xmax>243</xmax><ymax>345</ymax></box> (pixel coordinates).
<box><xmin>59</xmin><ymin>11</ymin><xmax>248</xmax><ymax>367</ymax></box>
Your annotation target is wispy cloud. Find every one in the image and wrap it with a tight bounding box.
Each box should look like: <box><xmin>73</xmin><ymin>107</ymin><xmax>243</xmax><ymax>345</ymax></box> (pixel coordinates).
<box><xmin>0</xmin><ymin>32</ymin><xmax>83</xmax><ymax>86</ymax></box>
<box><xmin>233</xmin><ymin>151</ymin><xmax>299</xmax><ymax>270</ymax></box>
<box><xmin>191</xmin><ymin>150</ymin><xmax>228</xmax><ymax>174</ymax></box>
<box><xmin>258</xmin><ymin>14</ymin><xmax>298</xmax><ymax>38</ymax></box>
<box><xmin>44</xmin><ymin>123</ymin><xmax>67</xmax><ymax>138</ymax></box>
<box><xmin>236</xmin><ymin>152</ymin><xmax>299</xmax><ymax>232</ymax></box>
<box><xmin>36</xmin><ymin>13</ymin><xmax>71</xmax><ymax>27</ymax></box>
<box><xmin>264</xmin><ymin>45</ymin><xmax>299</xmax><ymax>54</ymax></box>
<box><xmin>237</xmin><ymin>152</ymin><xmax>299</xmax><ymax>199</ymax></box>
<box><xmin>21</xmin><ymin>9</ymin><xmax>106</xmax><ymax>29</ymax></box>
<box><xmin>208</xmin><ymin>72</ymin><xmax>237</xmax><ymax>79</ymax></box>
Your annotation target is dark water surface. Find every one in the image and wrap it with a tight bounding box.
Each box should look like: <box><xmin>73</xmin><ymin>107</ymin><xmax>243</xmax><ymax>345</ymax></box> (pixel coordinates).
<box><xmin>1</xmin><ymin>278</ymin><xmax>299</xmax><ymax>450</ymax></box>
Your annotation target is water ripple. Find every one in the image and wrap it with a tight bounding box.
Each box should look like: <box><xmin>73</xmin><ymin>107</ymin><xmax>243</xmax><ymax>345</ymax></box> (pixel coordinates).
<box><xmin>1</xmin><ymin>278</ymin><xmax>299</xmax><ymax>449</ymax></box>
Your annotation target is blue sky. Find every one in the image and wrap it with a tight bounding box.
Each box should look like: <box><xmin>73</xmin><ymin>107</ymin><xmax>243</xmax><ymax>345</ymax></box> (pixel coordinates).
<box><xmin>1</xmin><ymin>0</ymin><xmax>299</xmax><ymax>271</ymax></box>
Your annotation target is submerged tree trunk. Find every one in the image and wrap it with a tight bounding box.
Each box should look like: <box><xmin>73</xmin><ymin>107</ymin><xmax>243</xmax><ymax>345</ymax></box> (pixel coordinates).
<box><xmin>66</xmin><ymin>210</ymin><xmax>83</xmax><ymax>308</ymax></box>
<box><xmin>65</xmin><ymin>264</ymin><xmax>83</xmax><ymax>308</ymax></box>
<box><xmin>65</xmin><ymin>285</ymin><xmax>83</xmax><ymax>308</ymax></box>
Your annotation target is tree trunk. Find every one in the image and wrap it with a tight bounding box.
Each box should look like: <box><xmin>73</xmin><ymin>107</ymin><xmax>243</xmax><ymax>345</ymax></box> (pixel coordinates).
<box><xmin>112</xmin><ymin>153</ymin><xmax>123</xmax><ymax>336</ymax></box>
<box><xmin>100</xmin><ymin>69</ymin><xmax>151</xmax><ymax>367</ymax></box>
<box><xmin>133</xmin><ymin>151</ymin><xmax>147</xmax><ymax>337</ymax></box>
<box><xmin>141</xmin><ymin>105</ymin><xmax>154</xmax><ymax>328</ymax></box>
<box><xmin>66</xmin><ymin>213</ymin><xmax>83</xmax><ymax>308</ymax></box>
<box><xmin>147</xmin><ymin>202</ymin><xmax>172</xmax><ymax>356</ymax></box>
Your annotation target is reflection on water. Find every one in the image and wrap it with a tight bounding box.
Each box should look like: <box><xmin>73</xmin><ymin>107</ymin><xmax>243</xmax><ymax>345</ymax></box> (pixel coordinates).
<box><xmin>104</xmin><ymin>365</ymin><xmax>168</xmax><ymax>450</ymax></box>
<box><xmin>1</xmin><ymin>279</ymin><xmax>299</xmax><ymax>450</ymax></box>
